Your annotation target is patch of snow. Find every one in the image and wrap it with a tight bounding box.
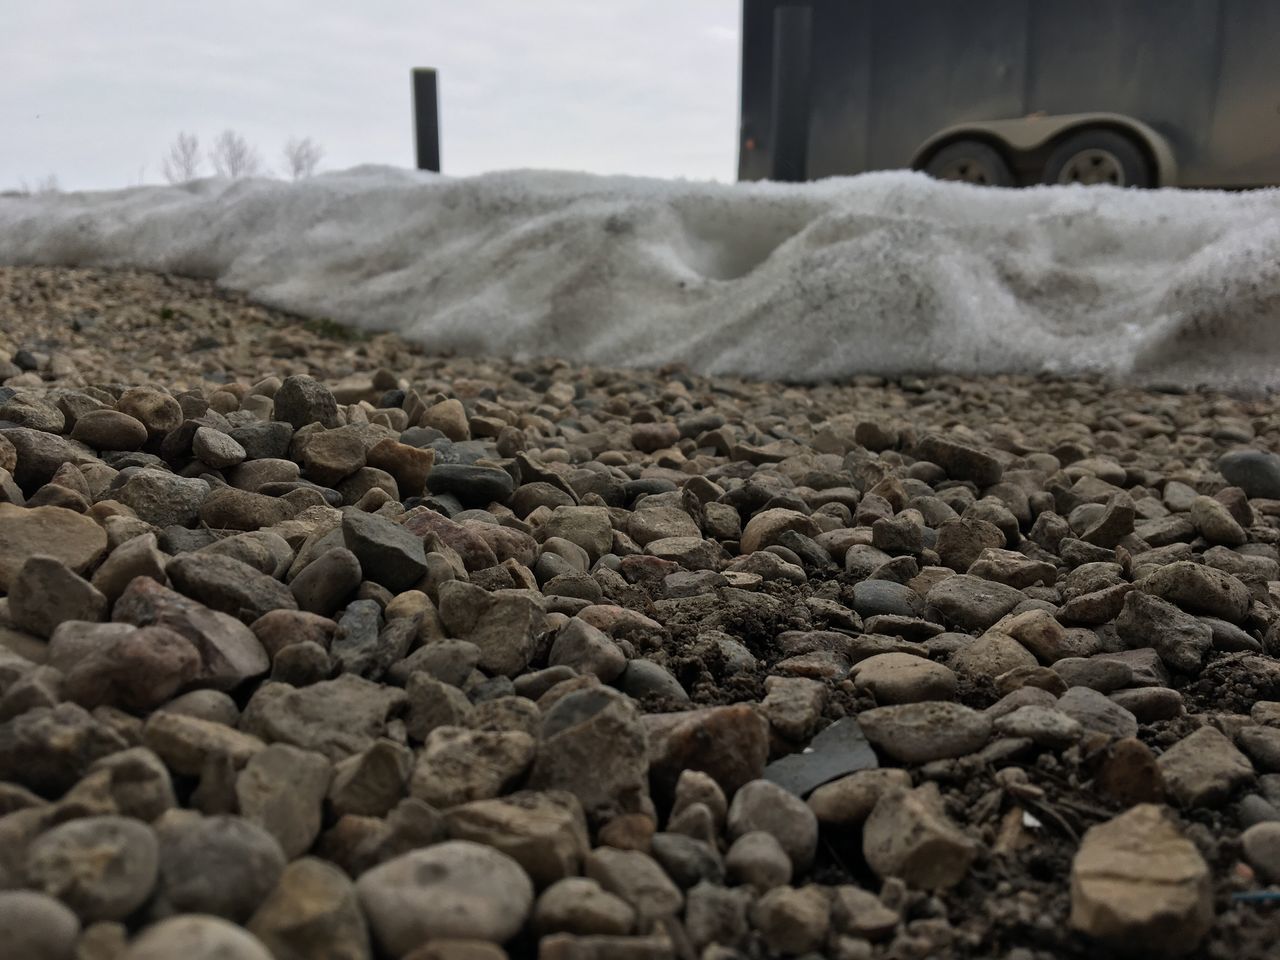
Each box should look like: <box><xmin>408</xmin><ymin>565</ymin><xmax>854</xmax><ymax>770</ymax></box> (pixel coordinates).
<box><xmin>2</xmin><ymin>166</ymin><xmax>1279</xmax><ymax>388</ymax></box>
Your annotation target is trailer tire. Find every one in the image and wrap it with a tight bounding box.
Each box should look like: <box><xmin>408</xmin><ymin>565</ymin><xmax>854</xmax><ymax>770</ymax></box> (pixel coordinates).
<box><xmin>923</xmin><ymin>140</ymin><xmax>1014</xmax><ymax>187</ymax></box>
<box><xmin>1044</xmin><ymin>129</ymin><xmax>1152</xmax><ymax>187</ymax></box>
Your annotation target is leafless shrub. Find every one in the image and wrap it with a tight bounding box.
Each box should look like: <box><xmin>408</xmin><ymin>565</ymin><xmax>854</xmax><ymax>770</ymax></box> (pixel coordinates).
<box><xmin>162</xmin><ymin>132</ymin><xmax>202</xmax><ymax>183</ymax></box>
<box><xmin>282</xmin><ymin>136</ymin><xmax>324</xmax><ymax>180</ymax></box>
<box><xmin>210</xmin><ymin>130</ymin><xmax>262</xmax><ymax>179</ymax></box>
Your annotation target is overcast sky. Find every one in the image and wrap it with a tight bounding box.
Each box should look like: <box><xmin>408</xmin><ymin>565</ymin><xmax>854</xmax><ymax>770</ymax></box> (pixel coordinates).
<box><xmin>2</xmin><ymin>0</ymin><xmax>741</xmax><ymax>192</ymax></box>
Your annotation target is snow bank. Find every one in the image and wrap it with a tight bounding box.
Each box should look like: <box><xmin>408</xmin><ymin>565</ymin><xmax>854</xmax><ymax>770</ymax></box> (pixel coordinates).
<box><xmin>3</xmin><ymin>166</ymin><xmax>1279</xmax><ymax>388</ymax></box>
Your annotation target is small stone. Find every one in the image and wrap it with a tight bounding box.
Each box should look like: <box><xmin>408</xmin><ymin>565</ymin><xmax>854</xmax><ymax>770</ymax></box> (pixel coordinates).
<box><xmin>751</xmin><ymin>884</ymin><xmax>831</xmax><ymax>955</ymax></box>
<box><xmin>290</xmin><ymin>547</ymin><xmax>363</xmax><ymax>616</ymax></box>
<box><xmin>725</xmin><ymin>830</ymin><xmax>791</xmax><ymax>891</ymax></box>
<box><xmin>1057</xmin><ymin>686</ymin><xmax>1139</xmax><ymax>740</ymax></box>
<box><xmin>240</xmin><ymin>675</ymin><xmax>406</xmax><ymax>762</ymax></box>
<box><xmin>1094</xmin><ymin>737</ymin><xmax>1166</xmax><ymax>805</ymax></box>
<box><xmin>740</xmin><ymin>508</ymin><xmax>820</xmax><ymax>554</ymax></box>
<box><xmin>52</xmin><ymin>622</ymin><xmax>200</xmax><ymax>712</ymax></box>
<box><xmin>113</xmin><ymin>577</ymin><xmax>269</xmax><ymax>690</ymax></box>
<box><xmin>0</xmin><ymin>890</ymin><xmax>80</xmax><ymax>960</ymax></box>
<box><xmin>274</xmin><ymin>376</ymin><xmax>340</xmax><ymax>430</ymax></box>
<box><xmin>529</xmin><ymin>687</ymin><xmax>650</xmax><ymax>822</ymax></box>
<box><xmin>644</xmin><ymin>705</ymin><xmax>769</xmax><ymax>803</ymax></box>
<box><xmin>532</xmin><ymin>877</ymin><xmax>636</xmax><ymax>937</ymax></box>
<box><xmin>926</xmin><ymin>575</ymin><xmax>1025</xmax><ymax>632</ymax></box>
<box><xmin>115</xmin><ymin>469</ymin><xmax>209</xmax><ymax>528</ymax></box>
<box><xmin>807</xmin><ymin>768</ymin><xmax>913</xmax><ymax>827</ymax></box>
<box><xmin>1240</xmin><ymin>821</ymin><xmax>1280</xmax><ymax>882</ymax></box>
<box><xmin>1141</xmin><ymin>561</ymin><xmax>1250</xmax><ymax>623</ymax></box>
<box><xmin>1190</xmin><ymin>495</ymin><xmax>1247</xmax><ymax>546</ymax></box>
<box><xmin>1115</xmin><ymin>592</ymin><xmax>1213</xmax><ymax>673</ymax></box>
<box><xmin>0</xmin><ymin>503</ymin><xmax>108</xmax><ymax>591</ymax></box>
<box><xmin>25</xmin><ymin>816</ymin><xmax>158</xmax><ymax>922</ymax></box>
<box><xmin>0</xmin><ymin>702</ymin><xmax>128</xmax><ymax>796</ymax></box>
<box><xmin>200</xmin><ymin>487</ymin><xmax>297</xmax><ymax>531</ymax></box>
<box><xmin>437</xmin><ymin>580</ymin><xmax>544</xmax><ymax>677</ymax></box>
<box><xmin>167</xmin><ymin>552</ymin><xmax>297</xmax><ymax>624</ymax></box>
<box><xmin>1052</xmin><ymin>656</ymin><xmax>1134</xmax><ymax>692</ymax></box>
<box><xmin>355</xmin><ymin>841</ymin><xmax>534</xmax><ymax>952</ymax></box>
<box><xmin>142</xmin><ymin>711</ymin><xmax>265</xmax><ymax>776</ymax></box>
<box><xmin>410</xmin><ymin>726</ymin><xmax>536</xmax><ymax>808</ymax></box>
<box><xmin>91</xmin><ymin>533</ymin><xmax>167</xmax><ymax>604</ymax></box>
<box><xmin>192</xmin><ymin>426</ymin><xmax>247</xmax><ymax>468</ymax></box>
<box><xmin>9</xmin><ymin>555</ymin><xmax>108</xmax><ymax>638</ymax></box>
<box><xmin>549</xmin><ymin>617</ymin><xmax>627</xmax><ymax>682</ymax></box>
<box><xmin>726</xmin><ymin>779</ymin><xmax>818</xmax><ymax>873</ymax></box>
<box><xmin>152</xmin><ymin>811</ymin><xmax>286</xmax><ymax>922</ymax></box>
<box><xmin>71</xmin><ymin>409</ymin><xmax>149</xmax><ymax>450</ymax></box>
<box><xmin>863</xmin><ymin>784</ymin><xmax>977</xmax><ymax>890</ymax></box>
<box><xmin>852</xmin><ymin>651</ymin><xmax>957</xmax><ymax>705</ymax></box>
<box><xmin>236</xmin><ymin>743</ymin><xmax>332</xmax><ymax>858</ymax></box>
<box><xmin>993</xmin><ymin>705</ymin><xmax>1083</xmax><ymax>749</ymax></box>
<box><xmin>366</xmin><ymin>438</ymin><xmax>435</xmax><ymax>498</ymax></box>
<box><xmin>301</xmin><ymin>427</ymin><xmax>367</xmax><ymax>485</ymax></box>
<box><xmin>583</xmin><ymin>847</ymin><xmax>683</xmax><ymax>921</ymax></box>
<box><xmin>857</xmin><ymin>702</ymin><xmax>992</xmax><ymax>764</ymax></box>
<box><xmin>426</xmin><ymin>464</ymin><xmax>515</xmax><ymax>507</ymax></box>
<box><xmin>1218</xmin><ymin>449</ymin><xmax>1280</xmax><ymax>500</ymax></box>
<box><xmin>949</xmin><ymin>632</ymin><xmax>1039</xmax><ymax>680</ymax></box>
<box><xmin>115</xmin><ymin>387</ymin><xmax>182</xmax><ymax>439</ymax></box>
<box><xmin>328</xmin><ymin>739</ymin><xmax>413</xmax><ymax>818</ymax></box>
<box><xmin>121</xmin><ymin>916</ymin><xmax>272</xmax><ymax>960</ymax></box>
<box><xmin>420</xmin><ymin>398</ymin><xmax>470</xmax><ymax>441</ymax></box>
<box><xmin>915</xmin><ymin>435</ymin><xmax>1002</xmax><ymax>486</ymax></box>
<box><xmin>445</xmin><ymin>790</ymin><xmax>589</xmax><ymax>888</ymax></box>
<box><xmin>1157</xmin><ymin>726</ymin><xmax>1255</xmax><ymax>808</ymax></box>
<box><xmin>1070</xmin><ymin>804</ymin><xmax>1212</xmax><ymax>957</ymax></box>
<box><xmin>246</xmin><ymin>857</ymin><xmax>372</xmax><ymax>960</ymax></box>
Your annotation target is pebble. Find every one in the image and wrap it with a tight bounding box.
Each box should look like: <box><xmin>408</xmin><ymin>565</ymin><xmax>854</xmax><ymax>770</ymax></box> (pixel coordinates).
<box><xmin>0</xmin><ymin>503</ymin><xmax>107</xmax><ymax>590</ymax></box>
<box><xmin>9</xmin><ymin>555</ymin><xmax>108</xmax><ymax>638</ymax></box>
<box><xmin>24</xmin><ymin>815</ymin><xmax>159</xmax><ymax>922</ymax></box>
<box><xmin>1218</xmin><ymin>449</ymin><xmax>1280</xmax><ymax>500</ymax></box>
<box><xmin>1239</xmin><ymin>821</ymin><xmax>1280</xmax><ymax>882</ymax></box>
<box><xmin>355</xmin><ymin>841</ymin><xmax>534</xmax><ymax>951</ymax></box>
<box><xmin>857</xmin><ymin>701</ymin><xmax>993</xmax><ymax>763</ymax></box>
<box><xmin>1056</xmin><ymin>686</ymin><xmax>1139</xmax><ymax>740</ymax></box>
<box><xmin>726</xmin><ymin>779</ymin><xmax>819</xmax><ymax>873</ymax></box>
<box><xmin>70</xmin><ymin>409</ymin><xmax>149</xmax><ymax>450</ymax></box>
<box><xmin>273</xmin><ymin>375</ymin><xmax>339</xmax><ymax>430</ymax></box>
<box><xmin>0</xmin><ymin>890</ymin><xmax>81</xmax><ymax>960</ymax></box>
<box><xmin>863</xmin><ymin>784</ymin><xmax>977</xmax><ymax>889</ymax></box>
<box><xmin>583</xmin><ymin>846</ymin><xmax>684</xmax><ymax>921</ymax></box>
<box><xmin>152</xmin><ymin>812</ymin><xmax>286</xmax><ymax>921</ymax></box>
<box><xmin>122</xmin><ymin>916</ymin><xmax>273</xmax><ymax>960</ymax></box>
<box><xmin>1157</xmin><ymin>726</ymin><xmax>1256</xmax><ymax>808</ymax></box>
<box><xmin>246</xmin><ymin>857</ymin><xmax>372</xmax><ymax>960</ymax></box>
<box><xmin>751</xmin><ymin>884</ymin><xmax>831</xmax><ymax>955</ymax></box>
<box><xmin>532</xmin><ymin>877</ymin><xmax>636</xmax><ymax>937</ymax></box>
<box><xmin>1070</xmin><ymin>804</ymin><xmax>1212</xmax><ymax>957</ymax></box>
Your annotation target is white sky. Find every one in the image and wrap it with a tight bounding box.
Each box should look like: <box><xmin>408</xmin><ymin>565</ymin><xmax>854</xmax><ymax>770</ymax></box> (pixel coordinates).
<box><xmin>1</xmin><ymin>0</ymin><xmax>741</xmax><ymax>191</ymax></box>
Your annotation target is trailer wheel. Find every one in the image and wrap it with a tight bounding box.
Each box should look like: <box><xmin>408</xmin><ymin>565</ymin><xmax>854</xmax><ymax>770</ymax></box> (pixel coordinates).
<box><xmin>923</xmin><ymin>141</ymin><xmax>1014</xmax><ymax>187</ymax></box>
<box><xmin>1044</xmin><ymin>129</ymin><xmax>1152</xmax><ymax>187</ymax></box>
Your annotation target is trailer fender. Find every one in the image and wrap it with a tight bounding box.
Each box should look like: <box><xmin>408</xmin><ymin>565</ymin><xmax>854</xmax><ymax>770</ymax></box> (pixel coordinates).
<box><xmin>913</xmin><ymin>113</ymin><xmax>1178</xmax><ymax>187</ymax></box>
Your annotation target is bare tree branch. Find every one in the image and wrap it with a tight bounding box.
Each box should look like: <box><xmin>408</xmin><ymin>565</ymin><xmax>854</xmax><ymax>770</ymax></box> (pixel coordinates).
<box><xmin>210</xmin><ymin>130</ymin><xmax>262</xmax><ymax>179</ymax></box>
<box><xmin>282</xmin><ymin>137</ymin><xmax>324</xmax><ymax>180</ymax></box>
<box><xmin>161</xmin><ymin>131</ymin><xmax>201</xmax><ymax>183</ymax></box>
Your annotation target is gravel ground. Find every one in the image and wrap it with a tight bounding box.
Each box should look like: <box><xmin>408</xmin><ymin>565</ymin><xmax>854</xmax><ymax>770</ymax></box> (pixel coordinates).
<box><xmin>1</xmin><ymin>265</ymin><xmax>1280</xmax><ymax>960</ymax></box>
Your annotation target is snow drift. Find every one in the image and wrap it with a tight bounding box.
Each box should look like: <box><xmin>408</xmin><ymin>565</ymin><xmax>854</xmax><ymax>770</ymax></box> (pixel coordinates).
<box><xmin>2</xmin><ymin>166</ymin><xmax>1279</xmax><ymax>388</ymax></box>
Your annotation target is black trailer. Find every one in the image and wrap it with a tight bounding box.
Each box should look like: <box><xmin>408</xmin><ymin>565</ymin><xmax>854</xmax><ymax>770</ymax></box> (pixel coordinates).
<box><xmin>738</xmin><ymin>0</ymin><xmax>1280</xmax><ymax>188</ymax></box>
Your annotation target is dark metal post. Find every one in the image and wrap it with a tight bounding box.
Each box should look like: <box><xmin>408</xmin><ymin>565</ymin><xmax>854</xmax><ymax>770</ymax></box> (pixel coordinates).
<box><xmin>412</xmin><ymin>68</ymin><xmax>440</xmax><ymax>172</ymax></box>
<box><xmin>769</xmin><ymin>5</ymin><xmax>812</xmax><ymax>182</ymax></box>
